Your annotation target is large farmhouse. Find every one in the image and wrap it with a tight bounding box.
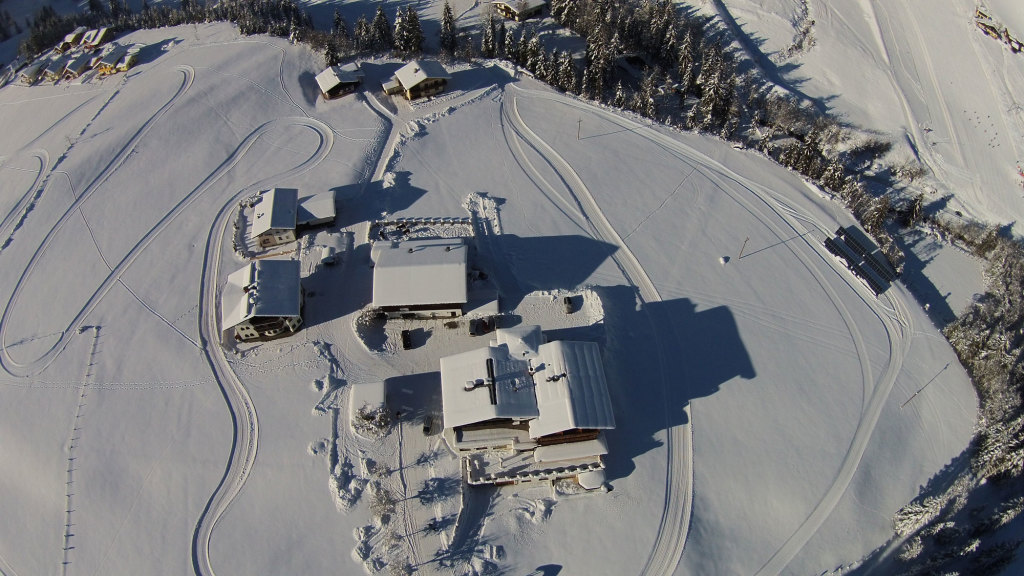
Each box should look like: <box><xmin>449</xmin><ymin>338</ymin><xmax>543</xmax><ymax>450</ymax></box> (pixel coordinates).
<box><xmin>371</xmin><ymin>238</ymin><xmax>468</xmax><ymax>319</ymax></box>
<box><xmin>250</xmin><ymin>188</ymin><xmax>336</xmax><ymax>249</ymax></box>
<box><xmin>492</xmin><ymin>0</ymin><xmax>547</xmax><ymax>22</ymax></box>
<box><xmin>315</xmin><ymin>63</ymin><xmax>364</xmax><ymax>100</ymax></box>
<box><xmin>439</xmin><ymin>325</ymin><xmax>615</xmax><ymax>488</ymax></box>
<box><xmin>221</xmin><ymin>259</ymin><xmax>303</xmax><ymax>342</ymax></box>
<box><xmin>382</xmin><ymin>60</ymin><xmax>450</xmax><ymax>101</ymax></box>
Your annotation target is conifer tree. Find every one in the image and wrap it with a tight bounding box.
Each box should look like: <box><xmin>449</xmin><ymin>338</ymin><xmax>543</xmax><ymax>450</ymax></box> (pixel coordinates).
<box><xmin>440</xmin><ymin>1</ymin><xmax>457</xmax><ymax>55</ymax></box>
<box><xmin>613</xmin><ymin>80</ymin><xmax>627</xmax><ymax>107</ymax></box>
<box><xmin>371</xmin><ymin>4</ymin><xmax>393</xmax><ymax>51</ymax></box>
<box><xmin>480</xmin><ymin>11</ymin><xmax>496</xmax><ymax>57</ymax></box>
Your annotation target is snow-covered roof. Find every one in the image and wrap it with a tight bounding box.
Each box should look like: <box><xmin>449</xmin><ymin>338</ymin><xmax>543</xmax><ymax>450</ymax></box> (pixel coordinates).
<box><xmin>371</xmin><ymin>238</ymin><xmax>468</xmax><ymax>308</ymax></box>
<box><xmin>493</xmin><ymin>0</ymin><xmax>547</xmax><ymax>13</ymax></box>
<box><xmin>529</xmin><ymin>340</ymin><xmax>615</xmax><ymax>438</ymax></box>
<box><xmin>98</xmin><ymin>44</ymin><xmax>128</xmax><ymax>68</ymax></box>
<box><xmin>440</xmin><ymin>344</ymin><xmax>539</xmax><ymax>429</ymax></box>
<box><xmin>64</xmin><ymin>53</ymin><xmax>92</xmax><ymax>76</ymax></box>
<box><xmin>251</xmin><ymin>187</ymin><xmax>298</xmax><ymax>237</ymax></box>
<box><xmin>496</xmin><ymin>324</ymin><xmax>544</xmax><ymax>359</ymax></box>
<box><xmin>440</xmin><ymin>326</ymin><xmax>615</xmax><ymax>437</ymax></box>
<box><xmin>393</xmin><ymin>60</ymin><xmax>450</xmax><ymax>90</ymax></box>
<box><xmin>221</xmin><ymin>259</ymin><xmax>302</xmax><ymax>329</ymax></box>
<box><xmin>297</xmin><ymin>192</ymin><xmax>335</xmax><ymax>226</ymax></box>
<box><xmin>315</xmin><ymin>63</ymin><xmax>363</xmax><ymax>93</ymax></box>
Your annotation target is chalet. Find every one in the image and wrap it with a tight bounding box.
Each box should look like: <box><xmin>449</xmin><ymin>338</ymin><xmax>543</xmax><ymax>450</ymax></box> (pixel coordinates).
<box><xmin>63</xmin><ymin>53</ymin><xmax>92</xmax><ymax>81</ymax></box>
<box><xmin>492</xmin><ymin>0</ymin><xmax>547</xmax><ymax>22</ymax></box>
<box><xmin>57</xmin><ymin>26</ymin><xmax>88</xmax><ymax>53</ymax></box>
<box><xmin>371</xmin><ymin>238</ymin><xmax>468</xmax><ymax>319</ymax></box>
<box><xmin>249</xmin><ymin>188</ymin><xmax>336</xmax><ymax>249</ymax></box>
<box><xmin>83</xmin><ymin>28</ymin><xmax>113</xmax><ymax>50</ymax></box>
<box><xmin>440</xmin><ymin>325</ymin><xmax>615</xmax><ymax>489</ymax></box>
<box><xmin>382</xmin><ymin>60</ymin><xmax>450</xmax><ymax>101</ymax></box>
<box><xmin>44</xmin><ymin>56</ymin><xmax>69</xmax><ymax>82</ymax></box>
<box><xmin>251</xmin><ymin>187</ymin><xmax>298</xmax><ymax>248</ymax></box>
<box><xmin>116</xmin><ymin>46</ymin><xmax>140</xmax><ymax>72</ymax></box>
<box><xmin>221</xmin><ymin>259</ymin><xmax>304</xmax><ymax>342</ymax></box>
<box><xmin>19</xmin><ymin>62</ymin><xmax>45</xmax><ymax>85</ymax></box>
<box><xmin>96</xmin><ymin>44</ymin><xmax>128</xmax><ymax>75</ymax></box>
<box><xmin>315</xmin><ymin>63</ymin><xmax>364</xmax><ymax>100</ymax></box>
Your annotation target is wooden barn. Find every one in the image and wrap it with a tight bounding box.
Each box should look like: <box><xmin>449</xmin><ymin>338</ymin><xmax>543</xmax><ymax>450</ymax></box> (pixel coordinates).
<box><xmin>315</xmin><ymin>63</ymin><xmax>364</xmax><ymax>100</ymax></box>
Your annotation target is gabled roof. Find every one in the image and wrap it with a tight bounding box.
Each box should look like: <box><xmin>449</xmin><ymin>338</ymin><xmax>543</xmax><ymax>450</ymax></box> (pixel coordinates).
<box><xmin>297</xmin><ymin>192</ymin><xmax>335</xmax><ymax>226</ymax></box>
<box><xmin>251</xmin><ymin>187</ymin><xmax>298</xmax><ymax>237</ymax></box>
<box><xmin>440</xmin><ymin>344</ymin><xmax>540</xmax><ymax>429</ymax></box>
<box><xmin>529</xmin><ymin>340</ymin><xmax>615</xmax><ymax>438</ymax></box>
<box><xmin>393</xmin><ymin>60</ymin><xmax>450</xmax><ymax>90</ymax></box>
<box><xmin>222</xmin><ymin>259</ymin><xmax>302</xmax><ymax>329</ymax></box>
<box><xmin>315</xmin><ymin>63</ymin><xmax>363</xmax><ymax>93</ymax></box>
<box><xmin>98</xmin><ymin>44</ymin><xmax>128</xmax><ymax>68</ymax></box>
<box><xmin>493</xmin><ymin>0</ymin><xmax>547</xmax><ymax>13</ymax></box>
<box><xmin>371</xmin><ymin>238</ymin><xmax>468</xmax><ymax>308</ymax></box>
<box><xmin>64</xmin><ymin>53</ymin><xmax>92</xmax><ymax>76</ymax></box>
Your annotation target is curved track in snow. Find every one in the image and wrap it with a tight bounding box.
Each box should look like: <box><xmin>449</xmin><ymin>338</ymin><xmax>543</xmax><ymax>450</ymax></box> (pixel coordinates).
<box><xmin>0</xmin><ymin>150</ymin><xmax>48</xmax><ymax>246</ymax></box>
<box><xmin>0</xmin><ymin>65</ymin><xmax>195</xmax><ymax>377</ymax></box>
<box><xmin>190</xmin><ymin>117</ymin><xmax>334</xmax><ymax>576</ymax></box>
<box><xmin>506</xmin><ymin>85</ymin><xmax>911</xmax><ymax>575</ymax></box>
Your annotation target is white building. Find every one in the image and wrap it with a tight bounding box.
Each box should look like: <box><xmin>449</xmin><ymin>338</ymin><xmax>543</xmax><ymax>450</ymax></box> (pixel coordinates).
<box><xmin>492</xmin><ymin>0</ymin><xmax>547</xmax><ymax>22</ymax></box>
<box><xmin>439</xmin><ymin>325</ymin><xmax>615</xmax><ymax>489</ymax></box>
<box><xmin>221</xmin><ymin>259</ymin><xmax>303</xmax><ymax>342</ymax></box>
<box><xmin>371</xmin><ymin>238</ymin><xmax>468</xmax><ymax>319</ymax></box>
<box><xmin>382</xmin><ymin>60</ymin><xmax>451</xmax><ymax>101</ymax></box>
<box><xmin>250</xmin><ymin>188</ymin><xmax>336</xmax><ymax>249</ymax></box>
<box><xmin>315</xmin><ymin>62</ymin><xmax>364</xmax><ymax>100</ymax></box>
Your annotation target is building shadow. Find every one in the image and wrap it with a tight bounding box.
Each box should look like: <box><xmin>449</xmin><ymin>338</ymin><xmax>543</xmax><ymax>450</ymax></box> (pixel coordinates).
<box><xmin>596</xmin><ymin>285</ymin><xmax>756</xmax><ymax>484</ymax></box>
<box><xmin>298</xmin><ymin>69</ymin><xmax>319</xmax><ymax>106</ymax></box>
<box><xmin>385</xmin><ymin>371</ymin><xmax>443</xmax><ymax>423</ymax></box>
<box><xmin>484</xmin><ymin>233</ymin><xmax>619</xmax><ymax>311</ymax></box>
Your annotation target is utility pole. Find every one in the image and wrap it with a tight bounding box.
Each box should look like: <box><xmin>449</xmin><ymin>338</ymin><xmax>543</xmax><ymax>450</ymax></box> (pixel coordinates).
<box><xmin>577</xmin><ymin>117</ymin><xmax>581</xmax><ymax>140</ymax></box>
<box><xmin>901</xmin><ymin>363</ymin><xmax>950</xmax><ymax>409</ymax></box>
<box><xmin>738</xmin><ymin>237</ymin><xmax>750</xmax><ymax>259</ymax></box>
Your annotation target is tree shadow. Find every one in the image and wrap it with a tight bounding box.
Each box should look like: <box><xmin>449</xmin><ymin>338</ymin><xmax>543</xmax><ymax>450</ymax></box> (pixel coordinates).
<box><xmin>417</xmin><ymin>476</ymin><xmax>461</xmax><ymax>505</ymax></box>
<box><xmin>597</xmin><ymin>285</ymin><xmax>756</xmax><ymax>484</ymax></box>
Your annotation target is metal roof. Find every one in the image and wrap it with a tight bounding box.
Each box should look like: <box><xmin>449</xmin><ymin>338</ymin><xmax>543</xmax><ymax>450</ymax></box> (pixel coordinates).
<box><xmin>440</xmin><ymin>344</ymin><xmax>540</xmax><ymax>429</ymax></box>
<box><xmin>251</xmin><ymin>187</ymin><xmax>298</xmax><ymax>237</ymax></box>
<box><xmin>529</xmin><ymin>340</ymin><xmax>616</xmax><ymax>438</ymax></box>
<box><xmin>371</xmin><ymin>238</ymin><xmax>468</xmax><ymax>308</ymax></box>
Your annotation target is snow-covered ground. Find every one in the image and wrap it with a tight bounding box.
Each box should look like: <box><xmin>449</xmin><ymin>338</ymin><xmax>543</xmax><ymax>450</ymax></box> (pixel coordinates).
<box><xmin>710</xmin><ymin>0</ymin><xmax>1024</xmax><ymax>233</ymax></box>
<box><xmin>0</xmin><ymin>8</ymin><xmax>990</xmax><ymax>576</ymax></box>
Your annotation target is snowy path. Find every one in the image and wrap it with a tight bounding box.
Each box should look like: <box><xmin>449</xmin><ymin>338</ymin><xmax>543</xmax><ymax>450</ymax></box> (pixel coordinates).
<box><xmin>0</xmin><ymin>65</ymin><xmax>195</xmax><ymax>377</ymax></box>
<box><xmin>0</xmin><ymin>150</ymin><xmax>48</xmax><ymax>250</ymax></box>
<box><xmin>505</xmin><ymin>84</ymin><xmax>914</xmax><ymax>575</ymax></box>
<box><xmin>191</xmin><ymin>117</ymin><xmax>334</xmax><ymax>576</ymax></box>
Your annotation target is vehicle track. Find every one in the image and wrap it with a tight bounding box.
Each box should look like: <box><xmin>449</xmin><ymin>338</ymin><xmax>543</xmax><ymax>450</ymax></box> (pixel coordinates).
<box><xmin>508</xmin><ymin>85</ymin><xmax>911</xmax><ymax>575</ymax></box>
<box><xmin>191</xmin><ymin>118</ymin><xmax>333</xmax><ymax>576</ymax></box>
<box><xmin>0</xmin><ymin>150</ymin><xmax>48</xmax><ymax>248</ymax></box>
<box><xmin>0</xmin><ymin>65</ymin><xmax>195</xmax><ymax>376</ymax></box>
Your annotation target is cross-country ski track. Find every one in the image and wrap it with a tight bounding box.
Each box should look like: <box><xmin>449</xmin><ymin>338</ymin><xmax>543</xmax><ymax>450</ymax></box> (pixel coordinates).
<box><xmin>506</xmin><ymin>85</ymin><xmax>910</xmax><ymax>576</ymax></box>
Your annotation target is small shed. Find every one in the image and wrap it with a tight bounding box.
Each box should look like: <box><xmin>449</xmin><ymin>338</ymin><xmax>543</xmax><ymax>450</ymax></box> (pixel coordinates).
<box><xmin>297</xmin><ymin>192</ymin><xmax>336</xmax><ymax>229</ymax></box>
<box><xmin>371</xmin><ymin>238</ymin><xmax>468</xmax><ymax>318</ymax></box>
<box><xmin>221</xmin><ymin>259</ymin><xmax>303</xmax><ymax>342</ymax></box>
<box><xmin>315</xmin><ymin>63</ymin><xmax>364</xmax><ymax>100</ymax></box>
<box><xmin>492</xmin><ymin>0</ymin><xmax>547</xmax><ymax>22</ymax></box>
<box><xmin>382</xmin><ymin>60</ymin><xmax>451</xmax><ymax>101</ymax></box>
<box><xmin>251</xmin><ymin>188</ymin><xmax>298</xmax><ymax>248</ymax></box>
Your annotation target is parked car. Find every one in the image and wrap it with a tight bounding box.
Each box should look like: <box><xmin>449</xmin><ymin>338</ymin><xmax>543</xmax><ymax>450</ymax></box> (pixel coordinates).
<box><xmin>320</xmin><ymin>245</ymin><xmax>337</xmax><ymax>266</ymax></box>
<box><xmin>401</xmin><ymin>329</ymin><xmax>412</xmax><ymax>350</ymax></box>
<box><xmin>422</xmin><ymin>414</ymin><xmax>433</xmax><ymax>435</ymax></box>
<box><xmin>563</xmin><ymin>296</ymin><xmax>574</xmax><ymax>314</ymax></box>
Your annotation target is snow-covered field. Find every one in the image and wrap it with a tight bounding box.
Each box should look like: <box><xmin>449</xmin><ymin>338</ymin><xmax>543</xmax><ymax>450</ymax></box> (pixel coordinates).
<box><xmin>708</xmin><ymin>0</ymin><xmax>1024</xmax><ymax>234</ymax></box>
<box><xmin>0</xmin><ymin>2</ymin><xmax>1002</xmax><ymax>574</ymax></box>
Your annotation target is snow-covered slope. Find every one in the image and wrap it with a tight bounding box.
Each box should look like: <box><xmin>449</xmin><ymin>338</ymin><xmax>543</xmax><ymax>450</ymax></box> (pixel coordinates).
<box><xmin>712</xmin><ymin>0</ymin><xmax>1024</xmax><ymax>232</ymax></box>
<box><xmin>0</xmin><ymin>19</ymin><xmax>979</xmax><ymax>576</ymax></box>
